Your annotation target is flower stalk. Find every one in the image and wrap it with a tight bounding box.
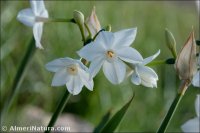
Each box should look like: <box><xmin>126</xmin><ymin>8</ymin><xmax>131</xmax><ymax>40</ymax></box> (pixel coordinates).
<box><xmin>147</xmin><ymin>58</ymin><xmax>175</xmax><ymax>66</ymax></box>
<box><xmin>36</xmin><ymin>17</ymin><xmax>75</xmax><ymax>23</ymax></box>
<box><xmin>45</xmin><ymin>15</ymin><xmax>90</xmax><ymax>131</ymax></box>
<box><xmin>157</xmin><ymin>80</ymin><xmax>190</xmax><ymax>133</ymax></box>
<box><xmin>45</xmin><ymin>91</ymin><xmax>71</xmax><ymax>133</ymax></box>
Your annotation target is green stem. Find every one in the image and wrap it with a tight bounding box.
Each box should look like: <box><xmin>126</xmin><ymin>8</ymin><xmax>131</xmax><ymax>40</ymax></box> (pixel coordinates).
<box><xmin>45</xmin><ymin>91</ymin><xmax>71</xmax><ymax>133</ymax></box>
<box><xmin>147</xmin><ymin>60</ymin><xmax>166</xmax><ymax>66</ymax></box>
<box><xmin>1</xmin><ymin>37</ymin><xmax>36</xmax><ymax>124</ymax></box>
<box><xmin>79</xmin><ymin>23</ymin><xmax>86</xmax><ymax>43</ymax></box>
<box><xmin>84</xmin><ymin>23</ymin><xmax>92</xmax><ymax>39</ymax></box>
<box><xmin>36</xmin><ymin>17</ymin><xmax>75</xmax><ymax>23</ymax></box>
<box><xmin>157</xmin><ymin>80</ymin><xmax>190</xmax><ymax>133</ymax></box>
<box><xmin>147</xmin><ymin>58</ymin><xmax>175</xmax><ymax>66</ymax></box>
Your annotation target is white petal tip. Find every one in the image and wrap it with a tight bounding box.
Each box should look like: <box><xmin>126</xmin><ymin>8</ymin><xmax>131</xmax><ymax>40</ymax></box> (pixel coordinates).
<box><xmin>36</xmin><ymin>44</ymin><xmax>44</xmax><ymax>49</ymax></box>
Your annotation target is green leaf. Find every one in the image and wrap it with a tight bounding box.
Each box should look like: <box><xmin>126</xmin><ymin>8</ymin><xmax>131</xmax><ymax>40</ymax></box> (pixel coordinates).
<box><xmin>93</xmin><ymin>109</ymin><xmax>112</xmax><ymax>133</ymax></box>
<box><xmin>100</xmin><ymin>93</ymin><xmax>135</xmax><ymax>133</ymax></box>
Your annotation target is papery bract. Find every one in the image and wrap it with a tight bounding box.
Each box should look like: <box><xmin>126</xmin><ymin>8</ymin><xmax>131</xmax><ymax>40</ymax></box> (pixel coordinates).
<box><xmin>17</xmin><ymin>0</ymin><xmax>48</xmax><ymax>49</ymax></box>
<box><xmin>84</xmin><ymin>7</ymin><xmax>101</xmax><ymax>39</ymax></box>
<box><xmin>46</xmin><ymin>57</ymin><xmax>93</xmax><ymax>95</ymax></box>
<box><xmin>175</xmin><ymin>31</ymin><xmax>197</xmax><ymax>81</ymax></box>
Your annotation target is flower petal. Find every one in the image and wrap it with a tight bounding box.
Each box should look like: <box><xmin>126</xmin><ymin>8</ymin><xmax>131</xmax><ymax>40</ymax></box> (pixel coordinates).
<box><xmin>136</xmin><ymin>65</ymin><xmax>158</xmax><ymax>88</ymax></box>
<box><xmin>77</xmin><ymin>42</ymin><xmax>105</xmax><ymax>61</ymax></box>
<box><xmin>66</xmin><ymin>75</ymin><xmax>83</xmax><ymax>95</ymax></box>
<box><xmin>192</xmin><ymin>71</ymin><xmax>200</xmax><ymax>87</ymax></box>
<box><xmin>131</xmin><ymin>69</ymin><xmax>141</xmax><ymax>85</ymax></box>
<box><xmin>196</xmin><ymin>0</ymin><xmax>200</xmax><ymax>13</ymax></box>
<box><xmin>137</xmin><ymin>65</ymin><xmax>158</xmax><ymax>80</ymax></box>
<box><xmin>103</xmin><ymin>59</ymin><xmax>126</xmax><ymax>84</ymax></box>
<box><xmin>89</xmin><ymin>56</ymin><xmax>104</xmax><ymax>78</ymax></box>
<box><xmin>116</xmin><ymin>47</ymin><xmax>143</xmax><ymax>63</ymax></box>
<box><xmin>17</xmin><ymin>8</ymin><xmax>35</xmax><ymax>27</ymax></box>
<box><xmin>113</xmin><ymin>28</ymin><xmax>137</xmax><ymax>47</ymax></box>
<box><xmin>181</xmin><ymin>117</ymin><xmax>200</xmax><ymax>133</ymax></box>
<box><xmin>141</xmin><ymin>78</ymin><xmax>157</xmax><ymax>88</ymax></box>
<box><xmin>33</xmin><ymin>22</ymin><xmax>43</xmax><ymax>49</ymax></box>
<box><xmin>95</xmin><ymin>31</ymin><xmax>114</xmax><ymax>49</ymax></box>
<box><xmin>30</xmin><ymin>0</ymin><xmax>47</xmax><ymax>16</ymax></box>
<box><xmin>142</xmin><ymin>50</ymin><xmax>160</xmax><ymax>65</ymax></box>
<box><xmin>51</xmin><ymin>69</ymin><xmax>69</xmax><ymax>86</ymax></box>
<box><xmin>78</xmin><ymin>67</ymin><xmax>94</xmax><ymax>91</ymax></box>
<box><xmin>45</xmin><ymin>57</ymin><xmax>76</xmax><ymax>72</ymax></box>
<box><xmin>40</xmin><ymin>10</ymin><xmax>49</xmax><ymax>18</ymax></box>
<box><xmin>195</xmin><ymin>94</ymin><xmax>200</xmax><ymax>117</ymax></box>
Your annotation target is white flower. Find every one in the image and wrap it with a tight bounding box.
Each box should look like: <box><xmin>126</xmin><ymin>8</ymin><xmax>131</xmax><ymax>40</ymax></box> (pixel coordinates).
<box><xmin>192</xmin><ymin>71</ymin><xmax>200</xmax><ymax>87</ymax></box>
<box><xmin>181</xmin><ymin>94</ymin><xmax>200</xmax><ymax>132</ymax></box>
<box><xmin>192</xmin><ymin>55</ymin><xmax>200</xmax><ymax>87</ymax></box>
<box><xmin>131</xmin><ymin>50</ymin><xmax>160</xmax><ymax>88</ymax></box>
<box><xmin>78</xmin><ymin>28</ymin><xmax>143</xmax><ymax>84</ymax></box>
<box><xmin>45</xmin><ymin>57</ymin><xmax>94</xmax><ymax>95</ymax></box>
<box><xmin>17</xmin><ymin>0</ymin><xmax>48</xmax><ymax>49</ymax></box>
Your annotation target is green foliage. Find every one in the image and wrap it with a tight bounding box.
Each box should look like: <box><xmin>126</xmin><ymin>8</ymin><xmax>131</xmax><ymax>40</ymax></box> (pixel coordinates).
<box><xmin>100</xmin><ymin>93</ymin><xmax>134</xmax><ymax>133</ymax></box>
<box><xmin>93</xmin><ymin>110</ymin><xmax>111</xmax><ymax>133</ymax></box>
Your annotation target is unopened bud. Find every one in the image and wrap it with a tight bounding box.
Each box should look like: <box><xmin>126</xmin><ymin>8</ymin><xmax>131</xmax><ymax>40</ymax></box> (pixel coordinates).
<box><xmin>85</xmin><ymin>6</ymin><xmax>101</xmax><ymax>38</ymax></box>
<box><xmin>105</xmin><ymin>24</ymin><xmax>111</xmax><ymax>32</ymax></box>
<box><xmin>165</xmin><ymin>28</ymin><xmax>177</xmax><ymax>58</ymax></box>
<box><xmin>73</xmin><ymin>10</ymin><xmax>84</xmax><ymax>26</ymax></box>
<box><xmin>175</xmin><ymin>30</ymin><xmax>197</xmax><ymax>81</ymax></box>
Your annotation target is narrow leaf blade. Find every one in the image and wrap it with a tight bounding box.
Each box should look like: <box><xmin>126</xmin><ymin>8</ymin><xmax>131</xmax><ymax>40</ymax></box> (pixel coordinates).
<box><xmin>101</xmin><ymin>93</ymin><xmax>135</xmax><ymax>132</ymax></box>
<box><xmin>93</xmin><ymin>110</ymin><xmax>112</xmax><ymax>133</ymax></box>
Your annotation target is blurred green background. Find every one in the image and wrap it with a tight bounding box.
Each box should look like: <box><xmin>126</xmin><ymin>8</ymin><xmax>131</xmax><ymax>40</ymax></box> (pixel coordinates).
<box><xmin>1</xmin><ymin>1</ymin><xmax>199</xmax><ymax>132</ymax></box>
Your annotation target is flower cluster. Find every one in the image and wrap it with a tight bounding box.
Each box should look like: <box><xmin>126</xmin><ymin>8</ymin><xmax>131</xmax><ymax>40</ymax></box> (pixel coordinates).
<box><xmin>17</xmin><ymin>0</ymin><xmax>160</xmax><ymax>95</ymax></box>
<box><xmin>46</xmin><ymin>28</ymin><xmax>160</xmax><ymax>95</ymax></box>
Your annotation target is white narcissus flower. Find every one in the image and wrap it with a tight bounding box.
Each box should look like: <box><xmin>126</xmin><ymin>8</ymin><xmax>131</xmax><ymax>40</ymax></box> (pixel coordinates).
<box><xmin>181</xmin><ymin>94</ymin><xmax>200</xmax><ymax>132</ymax></box>
<box><xmin>192</xmin><ymin>55</ymin><xmax>200</xmax><ymax>87</ymax></box>
<box><xmin>130</xmin><ymin>50</ymin><xmax>160</xmax><ymax>88</ymax></box>
<box><xmin>78</xmin><ymin>28</ymin><xmax>143</xmax><ymax>84</ymax></box>
<box><xmin>17</xmin><ymin>0</ymin><xmax>49</xmax><ymax>49</ymax></box>
<box><xmin>45</xmin><ymin>57</ymin><xmax>94</xmax><ymax>95</ymax></box>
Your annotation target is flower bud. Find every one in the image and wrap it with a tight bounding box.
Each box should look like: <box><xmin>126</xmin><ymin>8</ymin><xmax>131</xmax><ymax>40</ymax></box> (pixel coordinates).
<box><xmin>85</xmin><ymin>6</ymin><xmax>101</xmax><ymax>38</ymax></box>
<box><xmin>175</xmin><ymin>31</ymin><xmax>197</xmax><ymax>81</ymax></box>
<box><xmin>165</xmin><ymin>28</ymin><xmax>177</xmax><ymax>58</ymax></box>
<box><xmin>105</xmin><ymin>24</ymin><xmax>111</xmax><ymax>32</ymax></box>
<box><xmin>73</xmin><ymin>10</ymin><xmax>84</xmax><ymax>26</ymax></box>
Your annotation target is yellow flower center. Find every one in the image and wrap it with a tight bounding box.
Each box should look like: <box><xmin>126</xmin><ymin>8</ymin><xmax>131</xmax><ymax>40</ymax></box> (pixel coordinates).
<box><xmin>67</xmin><ymin>64</ymin><xmax>78</xmax><ymax>75</ymax></box>
<box><xmin>106</xmin><ymin>50</ymin><xmax>115</xmax><ymax>59</ymax></box>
